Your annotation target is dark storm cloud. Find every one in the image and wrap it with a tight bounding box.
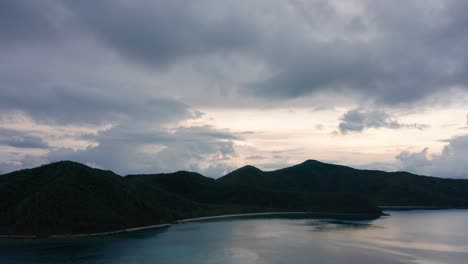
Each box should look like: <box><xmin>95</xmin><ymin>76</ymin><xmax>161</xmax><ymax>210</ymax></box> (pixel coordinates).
<box><xmin>248</xmin><ymin>0</ymin><xmax>468</xmax><ymax>104</ymax></box>
<box><xmin>0</xmin><ymin>0</ymin><xmax>241</xmax><ymax>175</ymax></box>
<box><xmin>0</xmin><ymin>1</ymin><xmax>52</xmax><ymax>41</ymax></box>
<box><xmin>338</xmin><ymin>109</ymin><xmax>428</xmax><ymax>134</ymax></box>
<box><xmin>0</xmin><ymin>84</ymin><xmax>192</xmax><ymax>125</ymax></box>
<box><xmin>0</xmin><ymin>128</ymin><xmax>49</xmax><ymax>149</ymax></box>
<box><xmin>3</xmin><ymin>0</ymin><xmax>468</xmax><ymax>106</ymax></box>
<box><xmin>0</xmin><ymin>0</ymin><xmax>72</xmax><ymax>47</ymax></box>
<box><xmin>64</xmin><ymin>0</ymin><xmax>258</xmax><ymax>68</ymax></box>
<box><xmin>0</xmin><ymin>2</ymin><xmax>194</xmax><ymax>127</ymax></box>
<box><xmin>54</xmin><ymin>0</ymin><xmax>468</xmax><ymax>105</ymax></box>
<box><xmin>0</xmin><ymin>0</ymin><xmax>249</xmax><ymax>126</ymax></box>
<box><xmin>3</xmin><ymin>0</ymin><xmax>468</xmax><ymax>175</ymax></box>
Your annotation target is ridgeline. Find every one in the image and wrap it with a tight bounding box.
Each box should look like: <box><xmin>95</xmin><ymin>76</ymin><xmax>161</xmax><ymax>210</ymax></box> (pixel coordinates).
<box><xmin>5</xmin><ymin>159</ymin><xmax>467</xmax><ymax>236</ymax></box>
<box><xmin>220</xmin><ymin>160</ymin><xmax>468</xmax><ymax>206</ymax></box>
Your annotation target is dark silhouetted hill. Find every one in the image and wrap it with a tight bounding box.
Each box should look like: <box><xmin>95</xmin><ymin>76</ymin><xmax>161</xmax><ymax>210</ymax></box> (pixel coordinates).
<box><xmin>0</xmin><ymin>161</ymin><xmax>197</xmax><ymax>236</ymax></box>
<box><xmin>6</xmin><ymin>158</ymin><xmax>468</xmax><ymax>236</ymax></box>
<box><xmin>126</xmin><ymin>171</ymin><xmax>380</xmax><ymax>215</ymax></box>
<box><xmin>219</xmin><ymin>159</ymin><xmax>468</xmax><ymax>206</ymax></box>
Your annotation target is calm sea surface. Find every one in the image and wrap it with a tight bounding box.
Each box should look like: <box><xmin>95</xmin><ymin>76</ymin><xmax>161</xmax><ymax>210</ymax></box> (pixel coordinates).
<box><xmin>1</xmin><ymin>210</ymin><xmax>468</xmax><ymax>264</ymax></box>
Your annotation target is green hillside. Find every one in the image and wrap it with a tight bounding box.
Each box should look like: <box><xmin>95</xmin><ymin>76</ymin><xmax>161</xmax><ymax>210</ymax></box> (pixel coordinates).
<box><xmin>219</xmin><ymin>160</ymin><xmax>468</xmax><ymax>206</ymax></box>
<box><xmin>4</xmin><ymin>158</ymin><xmax>468</xmax><ymax>236</ymax></box>
<box><xmin>0</xmin><ymin>161</ymin><xmax>197</xmax><ymax>236</ymax></box>
<box><xmin>0</xmin><ymin>161</ymin><xmax>382</xmax><ymax>236</ymax></box>
<box><xmin>126</xmin><ymin>171</ymin><xmax>381</xmax><ymax>215</ymax></box>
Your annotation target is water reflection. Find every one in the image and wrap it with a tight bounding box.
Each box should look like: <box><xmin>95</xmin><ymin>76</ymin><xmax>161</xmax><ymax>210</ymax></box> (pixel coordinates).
<box><xmin>294</xmin><ymin>219</ymin><xmax>381</xmax><ymax>232</ymax></box>
<box><xmin>2</xmin><ymin>210</ymin><xmax>468</xmax><ymax>264</ymax></box>
<box><xmin>0</xmin><ymin>227</ymin><xmax>169</xmax><ymax>264</ymax></box>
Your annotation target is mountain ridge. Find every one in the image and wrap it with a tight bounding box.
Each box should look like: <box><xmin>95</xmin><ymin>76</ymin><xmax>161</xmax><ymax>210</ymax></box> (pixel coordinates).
<box><xmin>218</xmin><ymin>159</ymin><xmax>468</xmax><ymax>206</ymax></box>
<box><xmin>3</xmin><ymin>158</ymin><xmax>467</xmax><ymax>236</ymax></box>
<box><xmin>0</xmin><ymin>160</ymin><xmax>383</xmax><ymax>236</ymax></box>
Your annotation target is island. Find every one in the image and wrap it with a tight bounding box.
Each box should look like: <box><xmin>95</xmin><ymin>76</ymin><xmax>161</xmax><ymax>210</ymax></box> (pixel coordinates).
<box><xmin>3</xmin><ymin>159</ymin><xmax>468</xmax><ymax>237</ymax></box>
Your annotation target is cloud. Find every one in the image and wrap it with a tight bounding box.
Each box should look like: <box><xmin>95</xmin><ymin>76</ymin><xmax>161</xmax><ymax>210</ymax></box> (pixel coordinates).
<box><xmin>199</xmin><ymin>163</ymin><xmax>236</xmax><ymax>178</ymax></box>
<box><xmin>354</xmin><ymin>161</ymin><xmax>398</xmax><ymax>172</ymax></box>
<box><xmin>0</xmin><ymin>0</ymin><xmax>64</xmax><ymax>46</ymax></box>
<box><xmin>0</xmin><ymin>136</ymin><xmax>49</xmax><ymax>150</ymax></box>
<box><xmin>245</xmin><ymin>0</ymin><xmax>468</xmax><ymax>105</ymax></box>
<box><xmin>1</xmin><ymin>124</ymin><xmax>240</xmax><ymax>177</ymax></box>
<box><xmin>338</xmin><ymin>109</ymin><xmax>428</xmax><ymax>134</ymax></box>
<box><xmin>64</xmin><ymin>0</ymin><xmax>258</xmax><ymax>68</ymax></box>
<box><xmin>3</xmin><ymin>0</ymin><xmax>468</xmax><ymax>110</ymax></box>
<box><xmin>0</xmin><ymin>0</ymin><xmax>236</xmax><ymax>175</ymax></box>
<box><xmin>238</xmin><ymin>131</ymin><xmax>256</xmax><ymax>135</ymax></box>
<box><xmin>246</xmin><ymin>155</ymin><xmax>264</xmax><ymax>160</ymax></box>
<box><xmin>0</xmin><ymin>85</ymin><xmax>193</xmax><ymax>125</ymax></box>
<box><xmin>0</xmin><ymin>128</ymin><xmax>49</xmax><ymax>149</ymax></box>
<box><xmin>396</xmin><ymin>134</ymin><xmax>468</xmax><ymax>178</ymax></box>
<box><xmin>2</xmin><ymin>0</ymin><xmax>468</xmax><ymax>175</ymax></box>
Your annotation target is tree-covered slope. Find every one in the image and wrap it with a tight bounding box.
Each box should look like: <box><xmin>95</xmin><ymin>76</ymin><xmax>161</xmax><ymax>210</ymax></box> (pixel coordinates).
<box><xmin>0</xmin><ymin>161</ymin><xmax>383</xmax><ymax>236</ymax></box>
<box><xmin>6</xmin><ymin>157</ymin><xmax>468</xmax><ymax>236</ymax></box>
<box><xmin>0</xmin><ymin>161</ymin><xmax>197</xmax><ymax>236</ymax></box>
<box><xmin>126</xmin><ymin>171</ymin><xmax>382</xmax><ymax>215</ymax></box>
<box><xmin>219</xmin><ymin>160</ymin><xmax>468</xmax><ymax>206</ymax></box>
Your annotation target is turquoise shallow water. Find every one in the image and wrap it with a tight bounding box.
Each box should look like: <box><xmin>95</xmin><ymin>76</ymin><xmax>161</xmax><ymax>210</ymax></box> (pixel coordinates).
<box><xmin>1</xmin><ymin>210</ymin><xmax>468</xmax><ymax>264</ymax></box>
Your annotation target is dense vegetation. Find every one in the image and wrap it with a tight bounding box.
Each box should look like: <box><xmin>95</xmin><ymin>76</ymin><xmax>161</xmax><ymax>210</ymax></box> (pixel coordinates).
<box><xmin>0</xmin><ymin>161</ymin><xmax>200</xmax><ymax>236</ymax></box>
<box><xmin>126</xmin><ymin>171</ymin><xmax>380</xmax><ymax>215</ymax></box>
<box><xmin>0</xmin><ymin>161</ymin><xmax>382</xmax><ymax>236</ymax></box>
<box><xmin>3</xmin><ymin>158</ymin><xmax>468</xmax><ymax>236</ymax></box>
<box><xmin>219</xmin><ymin>160</ymin><xmax>468</xmax><ymax>206</ymax></box>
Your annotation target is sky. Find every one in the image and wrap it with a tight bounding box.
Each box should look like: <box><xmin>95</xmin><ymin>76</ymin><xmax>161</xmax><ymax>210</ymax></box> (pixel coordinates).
<box><xmin>1</xmin><ymin>0</ymin><xmax>468</xmax><ymax>178</ymax></box>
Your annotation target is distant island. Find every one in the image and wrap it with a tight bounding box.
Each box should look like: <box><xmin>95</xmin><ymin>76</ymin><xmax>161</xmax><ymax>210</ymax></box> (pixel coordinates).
<box><xmin>1</xmin><ymin>159</ymin><xmax>467</xmax><ymax>236</ymax></box>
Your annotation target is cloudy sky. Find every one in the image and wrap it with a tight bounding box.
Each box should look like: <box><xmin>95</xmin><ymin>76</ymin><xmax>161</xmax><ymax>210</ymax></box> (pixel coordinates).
<box><xmin>1</xmin><ymin>0</ymin><xmax>468</xmax><ymax>178</ymax></box>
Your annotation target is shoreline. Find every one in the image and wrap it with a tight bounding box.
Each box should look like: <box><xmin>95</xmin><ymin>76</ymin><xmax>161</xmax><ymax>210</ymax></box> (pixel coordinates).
<box><xmin>5</xmin><ymin>208</ymin><xmax>466</xmax><ymax>238</ymax></box>
<box><xmin>176</xmin><ymin>211</ymin><xmax>384</xmax><ymax>223</ymax></box>
<box><xmin>50</xmin><ymin>223</ymin><xmax>172</xmax><ymax>238</ymax></box>
<box><xmin>379</xmin><ymin>206</ymin><xmax>468</xmax><ymax>210</ymax></box>
<box><xmin>176</xmin><ymin>212</ymin><xmax>311</xmax><ymax>223</ymax></box>
<box><xmin>0</xmin><ymin>211</ymin><xmax>383</xmax><ymax>239</ymax></box>
<box><xmin>0</xmin><ymin>223</ymin><xmax>172</xmax><ymax>239</ymax></box>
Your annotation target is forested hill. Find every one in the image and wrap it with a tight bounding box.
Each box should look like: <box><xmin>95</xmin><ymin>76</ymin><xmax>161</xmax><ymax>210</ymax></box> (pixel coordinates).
<box><xmin>0</xmin><ymin>161</ymin><xmax>381</xmax><ymax>236</ymax></box>
<box><xmin>3</xmin><ymin>158</ymin><xmax>468</xmax><ymax>236</ymax></box>
<box><xmin>219</xmin><ymin>159</ymin><xmax>468</xmax><ymax>206</ymax></box>
<box><xmin>0</xmin><ymin>161</ymin><xmax>199</xmax><ymax>236</ymax></box>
